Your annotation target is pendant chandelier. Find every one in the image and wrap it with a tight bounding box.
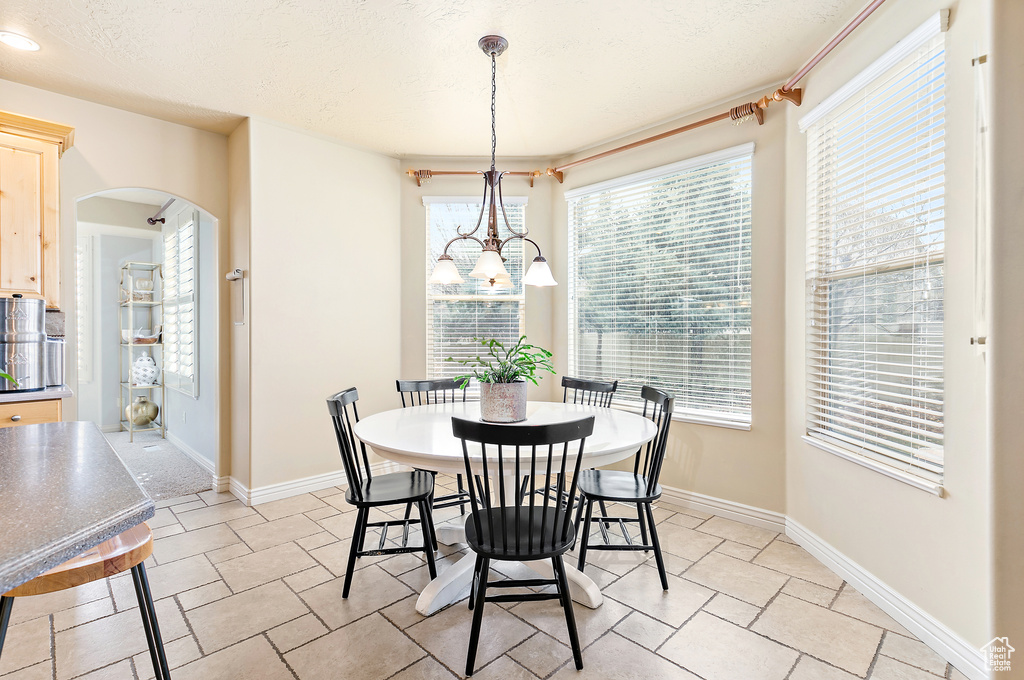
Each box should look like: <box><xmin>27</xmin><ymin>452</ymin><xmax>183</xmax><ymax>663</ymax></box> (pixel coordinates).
<box><xmin>428</xmin><ymin>35</ymin><xmax>557</xmax><ymax>289</ymax></box>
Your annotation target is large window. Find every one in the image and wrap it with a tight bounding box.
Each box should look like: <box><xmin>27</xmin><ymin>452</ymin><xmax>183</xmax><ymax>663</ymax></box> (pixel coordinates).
<box><xmin>425</xmin><ymin>197</ymin><xmax>526</xmax><ymax>391</ymax></box>
<box><xmin>567</xmin><ymin>145</ymin><xmax>753</xmax><ymax>425</ymax></box>
<box><xmin>163</xmin><ymin>209</ymin><xmax>198</xmax><ymax>396</ymax></box>
<box><xmin>802</xmin><ymin>14</ymin><xmax>946</xmax><ymax>480</ymax></box>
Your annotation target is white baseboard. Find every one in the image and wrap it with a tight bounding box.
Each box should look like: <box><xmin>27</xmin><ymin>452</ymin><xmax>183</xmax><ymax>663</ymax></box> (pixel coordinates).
<box><xmin>213</xmin><ymin>475</ymin><xmax>230</xmax><ymax>493</ymax></box>
<box><xmin>228</xmin><ymin>460</ymin><xmax>397</xmax><ymax>506</ymax></box>
<box><xmin>786</xmin><ymin>518</ymin><xmax>988</xmax><ymax>680</ymax></box>
<box><xmin>166</xmin><ymin>431</ymin><xmax>222</xmax><ymax>493</ymax></box>
<box><xmin>659</xmin><ymin>484</ymin><xmax>786</xmax><ymax>533</ymax></box>
<box><xmin>101</xmin><ymin>424</ymin><xmax>121</xmax><ymax>433</ymax></box>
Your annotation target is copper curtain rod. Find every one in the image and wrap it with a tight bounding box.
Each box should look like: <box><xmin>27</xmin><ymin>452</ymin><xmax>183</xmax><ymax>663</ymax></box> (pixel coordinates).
<box><xmin>407</xmin><ymin>0</ymin><xmax>887</xmax><ymax>185</ymax></box>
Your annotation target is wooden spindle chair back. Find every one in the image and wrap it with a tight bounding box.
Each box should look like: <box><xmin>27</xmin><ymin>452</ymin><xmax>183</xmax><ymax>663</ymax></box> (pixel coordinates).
<box><xmin>396</xmin><ymin>378</ymin><xmax>468</xmax><ymax>407</ymax></box>
<box><xmin>452</xmin><ymin>416</ymin><xmax>595</xmax><ymax>556</ymax></box>
<box><xmin>561</xmin><ymin>377</ymin><xmax>618</xmax><ymax>408</ymax></box>
<box><xmin>326</xmin><ymin>388</ymin><xmax>372</xmax><ymax>503</ymax></box>
<box><xmin>635</xmin><ymin>385</ymin><xmax>675</xmax><ymax>497</ymax></box>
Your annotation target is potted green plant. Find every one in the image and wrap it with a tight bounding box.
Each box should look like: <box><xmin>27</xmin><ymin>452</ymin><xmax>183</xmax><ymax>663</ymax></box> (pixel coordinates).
<box><xmin>0</xmin><ymin>371</ymin><xmax>17</xmax><ymax>388</ymax></box>
<box><xmin>448</xmin><ymin>336</ymin><xmax>555</xmax><ymax>423</ymax></box>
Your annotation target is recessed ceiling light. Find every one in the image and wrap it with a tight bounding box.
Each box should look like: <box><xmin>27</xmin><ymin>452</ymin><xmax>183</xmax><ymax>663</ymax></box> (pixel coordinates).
<box><xmin>0</xmin><ymin>31</ymin><xmax>40</xmax><ymax>51</ymax></box>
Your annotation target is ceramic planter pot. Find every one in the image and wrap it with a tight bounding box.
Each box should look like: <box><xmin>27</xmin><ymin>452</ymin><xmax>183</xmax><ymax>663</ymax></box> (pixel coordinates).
<box><xmin>480</xmin><ymin>381</ymin><xmax>527</xmax><ymax>423</ymax></box>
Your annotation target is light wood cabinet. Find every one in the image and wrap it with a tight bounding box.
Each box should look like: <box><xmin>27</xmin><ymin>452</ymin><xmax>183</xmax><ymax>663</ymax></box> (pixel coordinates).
<box><xmin>0</xmin><ymin>398</ymin><xmax>61</xmax><ymax>428</ymax></box>
<box><xmin>0</xmin><ymin>111</ymin><xmax>75</xmax><ymax>310</ymax></box>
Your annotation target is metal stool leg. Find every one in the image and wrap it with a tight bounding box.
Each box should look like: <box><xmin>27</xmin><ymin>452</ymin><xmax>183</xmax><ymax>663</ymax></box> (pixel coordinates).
<box><xmin>0</xmin><ymin>596</ymin><xmax>14</xmax><ymax>661</ymax></box>
<box><xmin>131</xmin><ymin>563</ymin><xmax>170</xmax><ymax>679</ymax></box>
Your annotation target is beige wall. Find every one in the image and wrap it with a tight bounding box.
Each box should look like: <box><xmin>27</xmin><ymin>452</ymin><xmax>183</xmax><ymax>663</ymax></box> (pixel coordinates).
<box><xmin>246</xmin><ymin>119</ymin><xmax>402</xmax><ymax>490</ymax></box>
<box><xmin>227</xmin><ymin>120</ymin><xmax>252</xmax><ymax>488</ymax></box>
<box><xmin>989</xmin><ymin>0</ymin><xmax>1024</xmax><ymax>660</ymax></box>
<box><xmin>547</xmin><ymin>95</ymin><xmax>788</xmax><ymax>513</ymax></box>
<box><xmin>0</xmin><ymin>77</ymin><xmax>231</xmax><ymax>476</ymax></box>
<box><xmin>398</xmin><ymin>158</ymin><xmax>558</xmax><ymax>401</ymax></box>
<box><xmin>783</xmin><ymin>0</ymin><xmax>991</xmax><ymax>649</ymax></box>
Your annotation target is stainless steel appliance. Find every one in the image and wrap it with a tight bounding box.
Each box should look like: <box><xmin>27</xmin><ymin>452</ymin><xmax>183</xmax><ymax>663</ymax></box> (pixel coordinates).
<box><xmin>0</xmin><ymin>295</ymin><xmax>46</xmax><ymax>392</ymax></box>
<box><xmin>45</xmin><ymin>337</ymin><xmax>65</xmax><ymax>387</ymax></box>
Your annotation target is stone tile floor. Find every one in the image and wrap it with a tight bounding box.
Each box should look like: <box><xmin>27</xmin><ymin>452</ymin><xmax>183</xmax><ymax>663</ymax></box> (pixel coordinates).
<box><xmin>0</xmin><ymin>474</ymin><xmax>970</xmax><ymax>680</ymax></box>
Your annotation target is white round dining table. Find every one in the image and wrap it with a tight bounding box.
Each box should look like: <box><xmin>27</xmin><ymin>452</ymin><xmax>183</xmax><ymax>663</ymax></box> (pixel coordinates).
<box><xmin>353</xmin><ymin>401</ymin><xmax>659</xmax><ymax>615</ymax></box>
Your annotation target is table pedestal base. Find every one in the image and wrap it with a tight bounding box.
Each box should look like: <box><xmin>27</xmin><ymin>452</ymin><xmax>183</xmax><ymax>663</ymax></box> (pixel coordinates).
<box><xmin>415</xmin><ymin>517</ymin><xmax>604</xmax><ymax>616</ymax></box>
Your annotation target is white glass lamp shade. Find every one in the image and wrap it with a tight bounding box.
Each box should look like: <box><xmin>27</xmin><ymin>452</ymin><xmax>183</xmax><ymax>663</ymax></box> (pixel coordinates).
<box><xmin>469</xmin><ymin>249</ymin><xmax>509</xmax><ymax>280</ymax></box>
<box><xmin>522</xmin><ymin>257</ymin><xmax>557</xmax><ymax>287</ymax></box>
<box><xmin>428</xmin><ymin>256</ymin><xmax>464</xmax><ymax>284</ymax></box>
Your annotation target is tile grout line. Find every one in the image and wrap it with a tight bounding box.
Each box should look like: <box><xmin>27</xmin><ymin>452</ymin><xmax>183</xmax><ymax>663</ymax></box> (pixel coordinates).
<box><xmin>48</xmin><ymin>613</ymin><xmax>56</xmax><ymax>680</ymax></box>
<box><xmin>863</xmin><ymin>629</ymin><xmax>889</xmax><ymax>679</ymax></box>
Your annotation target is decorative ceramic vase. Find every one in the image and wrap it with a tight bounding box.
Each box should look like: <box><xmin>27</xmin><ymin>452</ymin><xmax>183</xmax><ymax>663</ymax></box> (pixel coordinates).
<box><xmin>125</xmin><ymin>396</ymin><xmax>159</xmax><ymax>427</ymax></box>
<box><xmin>480</xmin><ymin>381</ymin><xmax>527</xmax><ymax>423</ymax></box>
<box><xmin>132</xmin><ymin>352</ymin><xmax>158</xmax><ymax>386</ymax></box>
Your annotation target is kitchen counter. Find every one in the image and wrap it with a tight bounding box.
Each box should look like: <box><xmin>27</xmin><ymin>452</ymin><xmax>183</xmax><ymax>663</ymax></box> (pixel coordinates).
<box><xmin>0</xmin><ymin>421</ymin><xmax>154</xmax><ymax>593</ymax></box>
<box><xmin>0</xmin><ymin>385</ymin><xmax>74</xmax><ymax>404</ymax></box>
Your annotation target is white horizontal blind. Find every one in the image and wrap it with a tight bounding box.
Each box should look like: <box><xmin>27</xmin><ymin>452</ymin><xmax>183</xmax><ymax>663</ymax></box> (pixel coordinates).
<box><xmin>805</xmin><ymin>29</ymin><xmax>945</xmax><ymax>479</ymax></box>
<box><xmin>163</xmin><ymin>209</ymin><xmax>198</xmax><ymax>397</ymax></box>
<box><xmin>426</xmin><ymin>201</ymin><xmax>525</xmax><ymax>395</ymax></box>
<box><xmin>567</xmin><ymin>148</ymin><xmax>753</xmax><ymax>421</ymax></box>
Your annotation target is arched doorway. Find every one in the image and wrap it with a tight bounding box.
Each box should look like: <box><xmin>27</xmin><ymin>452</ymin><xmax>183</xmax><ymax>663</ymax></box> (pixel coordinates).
<box><xmin>74</xmin><ymin>188</ymin><xmax>223</xmax><ymax>499</ymax></box>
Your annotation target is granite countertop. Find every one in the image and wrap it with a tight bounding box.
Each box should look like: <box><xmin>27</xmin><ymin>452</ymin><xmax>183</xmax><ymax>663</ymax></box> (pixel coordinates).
<box><xmin>0</xmin><ymin>386</ymin><xmax>74</xmax><ymax>404</ymax></box>
<box><xmin>0</xmin><ymin>421</ymin><xmax>154</xmax><ymax>593</ymax></box>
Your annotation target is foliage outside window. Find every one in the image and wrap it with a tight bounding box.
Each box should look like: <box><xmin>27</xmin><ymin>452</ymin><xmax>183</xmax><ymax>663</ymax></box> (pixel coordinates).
<box><xmin>567</xmin><ymin>145</ymin><xmax>753</xmax><ymax>425</ymax></box>
<box><xmin>426</xmin><ymin>198</ymin><xmax>526</xmax><ymax>395</ymax></box>
<box><xmin>802</xmin><ymin>20</ymin><xmax>946</xmax><ymax>480</ymax></box>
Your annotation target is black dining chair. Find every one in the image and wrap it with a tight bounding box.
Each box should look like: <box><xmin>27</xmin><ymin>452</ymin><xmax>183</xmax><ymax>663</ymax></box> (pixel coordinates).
<box><xmin>530</xmin><ymin>376</ymin><xmax>620</xmax><ymax>510</ymax></box>
<box><xmin>561</xmin><ymin>376</ymin><xmax>618</xmax><ymax>408</ymax></box>
<box><xmin>574</xmin><ymin>385</ymin><xmax>674</xmax><ymax>590</ymax></box>
<box><xmin>453</xmin><ymin>415</ymin><xmax>595</xmax><ymax>676</ymax></box>
<box><xmin>396</xmin><ymin>378</ymin><xmax>470</xmax><ymax>516</ymax></box>
<box><xmin>327</xmin><ymin>388</ymin><xmax>438</xmax><ymax>598</ymax></box>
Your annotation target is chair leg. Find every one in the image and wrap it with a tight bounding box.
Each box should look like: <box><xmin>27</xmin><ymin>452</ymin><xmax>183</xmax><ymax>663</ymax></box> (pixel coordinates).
<box><xmin>417</xmin><ymin>501</ymin><xmax>437</xmax><ymax>579</ymax></box>
<box><xmin>644</xmin><ymin>502</ymin><xmax>669</xmax><ymax>591</ymax></box>
<box><xmin>577</xmin><ymin>499</ymin><xmax>595</xmax><ymax>571</ymax></box>
<box><xmin>597</xmin><ymin>500</ymin><xmax>611</xmax><ymax>544</ymax></box>
<box><xmin>0</xmin><ymin>595</ymin><xmax>14</xmax><ymax>661</ymax></box>
<box><xmin>343</xmin><ymin>507</ymin><xmax>369</xmax><ymax>598</ymax></box>
<box><xmin>468</xmin><ymin>554</ymin><xmax>482</xmax><ymax>611</ymax></box>
<box><xmin>466</xmin><ymin>556</ymin><xmax>489</xmax><ymax>677</ymax></box>
<box><xmin>422</xmin><ymin>500</ymin><xmax>438</xmax><ymax>552</ymax></box>
<box><xmin>572</xmin><ymin>494</ymin><xmax>586</xmax><ymax>550</ymax></box>
<box><xmin>456</xmin><ymin>474</ymin><xmax>467</xmax><ymax>516</ymax></box>
<box><xmin>552</xmin><ymin>556</ymin><xmax>583</xmax><ymax>670</ymax></box>
<box><xmin>131</xmin><ymin>563</ymin><xmax>170</xmax><ymax>680</ymax></box>
<box><xmin>637</xmin><ymin>502</ymin><xmax>650</xmax><ymax>553</ymax></box>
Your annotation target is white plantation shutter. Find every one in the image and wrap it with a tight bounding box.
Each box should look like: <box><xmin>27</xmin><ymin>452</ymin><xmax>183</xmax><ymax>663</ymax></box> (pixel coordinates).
<box><xmin>163</xmin><ymin>210</ymin><xmax>198</xmax><ymax>397</ymax></box>
<box><xmin>76</xmin><ymin>237</ymin><xmax>93</xmax><ymax>383</ymax></box>
<box><xmin>566</xmin><ymin>145</ymin><xmax>753</xmax><ymax>424</ymax></box>
<box><xmin>426</xmin><ymin>199</ymin><xmax>526</xmax><ymax>394</ymax></box>
<box><xmin>803</xmin><ymin>16</ymin><xmax>946</xmax><ymax>479</ymax></box>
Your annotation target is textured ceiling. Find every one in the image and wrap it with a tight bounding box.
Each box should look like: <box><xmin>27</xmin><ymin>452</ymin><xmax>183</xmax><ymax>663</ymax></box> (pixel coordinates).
<box><xmin>0</xmin><ymin>0</ymin><xmax>859</xmax><ymax>157</ymax></box>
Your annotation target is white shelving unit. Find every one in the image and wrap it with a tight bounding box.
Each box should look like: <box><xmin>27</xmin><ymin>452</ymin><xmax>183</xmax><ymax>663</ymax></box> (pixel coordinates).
<box><xmin>118</xmin><ymin>262</ymin><xmax>165</xmax><ymax>442</ymax></box>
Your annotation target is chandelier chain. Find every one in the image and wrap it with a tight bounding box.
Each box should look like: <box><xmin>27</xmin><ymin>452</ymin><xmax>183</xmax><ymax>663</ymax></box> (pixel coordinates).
<box><xmin>490</xmin><ymin>51</ymin><xmax>496</xmax><ymax>172</ymax></box>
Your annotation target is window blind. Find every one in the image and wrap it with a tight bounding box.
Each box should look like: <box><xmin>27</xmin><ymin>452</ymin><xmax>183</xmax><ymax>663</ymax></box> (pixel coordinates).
<box><xmin>163</xmin><ymin>209</ymin><xmax>198</xmax><ymax>397</ymax></box>
<box><xmin>804</xmin><ymin>22</ymin><xmax>945</xmax><ymax>479</ymax></box>
<box><xmin>567</xmin><ymin>146</ymin><xmax>753</xmax><ymax>423</ymax></box>
<box><xmin>426</xmin><ymin>199</ymin><xmax>526</xmax><ymax>394</ymax></box>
